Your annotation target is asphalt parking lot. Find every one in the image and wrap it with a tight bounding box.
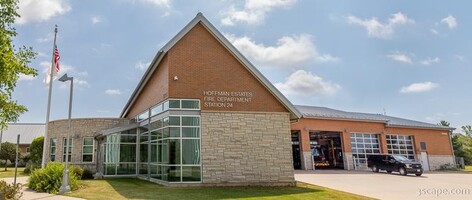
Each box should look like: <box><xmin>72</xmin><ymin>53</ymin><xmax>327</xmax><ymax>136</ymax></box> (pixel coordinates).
<box><xmin>295</xmin><ymin>170</ymin><xmax>472</xmax><ymax>200</ymax></box>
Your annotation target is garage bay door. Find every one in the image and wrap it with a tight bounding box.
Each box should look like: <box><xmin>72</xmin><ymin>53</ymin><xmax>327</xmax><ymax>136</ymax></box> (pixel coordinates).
<box><xmin>386</xmin><ymin>135</ymin><xmax>415</xmax><ymax>160</ymax></box>
<box><xmin>350</xmin><ymin>133</ymin><xmax>381</xmax><ymax>169</ymax></box>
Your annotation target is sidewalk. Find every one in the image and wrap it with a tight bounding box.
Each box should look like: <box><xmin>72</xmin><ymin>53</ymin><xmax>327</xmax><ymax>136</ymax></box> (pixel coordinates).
<box><xmin>1</xmin><ymin>177</ymin><xmax>83</xmax><ymax>200</ymax></box>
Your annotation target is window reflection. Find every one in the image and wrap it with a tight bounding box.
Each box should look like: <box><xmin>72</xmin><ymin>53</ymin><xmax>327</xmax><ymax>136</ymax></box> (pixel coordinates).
<box><xmin>105</xmin><ymin>99</ymin><xmax>201</xmax><ymax>182</ymax></box>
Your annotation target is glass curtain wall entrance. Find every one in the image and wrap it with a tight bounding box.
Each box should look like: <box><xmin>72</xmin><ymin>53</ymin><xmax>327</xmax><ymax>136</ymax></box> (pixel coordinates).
<box><xmin>103</xmin><ymin>99</ymin><xmax>201</xmax><ymax>183</ymax></box>
<box><xmin>104</xmin><ymin>129</ymin><xmax>137</xmax><ymax>175</ymax></box>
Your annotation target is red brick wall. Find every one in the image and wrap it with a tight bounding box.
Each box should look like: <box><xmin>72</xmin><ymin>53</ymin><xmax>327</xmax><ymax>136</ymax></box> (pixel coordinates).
<box><xmin>386</xmin><ymin>127</ymin><xmax>452</xmax><ymax>155</ymax></box>
<box><xmin>167</xmin><ymin>22</ymin><xmax>287</xmax><ymax>113</ymax></box>
<box><xmin>125</xmin><ymin>22</ymin><xmax>289</xmax><ymax>118</ymax></box>
<box><xmin>291</xmin><ymin>118</ymin><xmax>453</xmax><ymax>156</ymax></box>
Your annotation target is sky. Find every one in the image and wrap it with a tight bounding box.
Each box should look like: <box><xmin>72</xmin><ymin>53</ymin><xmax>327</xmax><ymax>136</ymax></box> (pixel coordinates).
<box><xmin>10</xmin><ymin>0</ymin><xmax>472</xmax><ymax>132</ymax></box>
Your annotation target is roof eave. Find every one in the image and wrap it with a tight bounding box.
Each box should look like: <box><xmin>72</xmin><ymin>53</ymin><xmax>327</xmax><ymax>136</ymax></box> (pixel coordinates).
<box><xmin>195</xmin><ymin>14</ymin><xmax>301</xmax><ymax>119</ymax></box>
<box><xmin>302</xmin><ymin>116</ymin><xmax>387</xmax><ymax>123</ymax></box>
<box><xmin>94</xmin><ymin>123</ymin><xmax>140</xmax><ymax>139</ymax></box>
<box><xmin>120</xmin><ymin>51</ymin><xmax>165</xmax><ymax>118</ymax></box>
<box><xmin>385</xmin><ymin>124</ymin><xmax>455</xmax><ymax>131</ymax></box>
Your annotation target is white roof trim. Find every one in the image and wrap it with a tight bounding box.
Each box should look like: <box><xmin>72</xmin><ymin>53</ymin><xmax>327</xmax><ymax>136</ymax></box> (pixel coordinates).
<box><xmin>385</xmin><ymin>124</ymin><xmax>454</xmax><ymax>131</ymax></box>
<box><xmin>303</xmin><ymin>116</ymin><xmax>387</xmax><ymax>123</ymax></box>
<box><xmin>121</xmin><ymin>13</ymin><xmax>301</xmax><ymax>119</ymax></box>
<box><xmin>120</xmin><ymin>51</ymin><xmax>165</xmax><ymax>117</ymax></box>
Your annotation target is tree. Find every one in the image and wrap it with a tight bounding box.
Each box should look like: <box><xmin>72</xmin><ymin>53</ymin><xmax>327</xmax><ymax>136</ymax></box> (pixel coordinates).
<box><xmin>452</xmin><ymin>134</ymin><xmax>472</xmax><ymax>165</ymax></box>
<box><xmin>0</xmin><ymin>0</ymin><xmax>38</xmax><ymax>130</ymax></box>
<box><xmin>29</xmin><ymin>136</ymin><xmax>43</xmax><ymax>164</ymax></box>
<box><xmin>0</xmin><ymin>142</ymin><xmax>17</xmax><ymax>171</ymax></box>
<box><xmin>462</xmin><ymin>125</ymin><xmax>472</xmax><ymax>137</ymax></box>
<box><xmin>438</xmin><ymin>120</ymin><xmax>450</xmax><ymax>127</ymax></box>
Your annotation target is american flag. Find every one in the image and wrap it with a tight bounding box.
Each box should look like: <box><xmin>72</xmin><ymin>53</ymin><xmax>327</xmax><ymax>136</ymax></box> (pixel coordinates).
<box><xmin>54</xmin><ymin>45</ymin><xmax>60</xmax><ymax>73</ymax></box>
<box><xmin>44</xmin><ymin>45</ymin><xmax>61</xmax><ymax>84</ymax></box>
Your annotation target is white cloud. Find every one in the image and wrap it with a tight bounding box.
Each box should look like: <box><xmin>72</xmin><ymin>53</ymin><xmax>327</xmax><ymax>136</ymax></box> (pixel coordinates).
<box><xmin>441</xmin><ymin>15</ymin><xmax>457</xmax><ymax>29</ymax></box>
<box><xmin>420</xmin><ymin>57</ymin><xmax>440</xmax><ymax>66</ymax></box>
<box><xmin>387</xmin><ymin>52</ymin><xmax>412</xmax><ymax>64</ymax></box>
<box><xmin>18</xmin><ymin>74</ymin><xmax>36</xmax><ymax>81</ymax></box>
<box><xmin>105</xmin><ymin>89</ymin><xmax>122</xmax><ymax>95</ymax></box>
<box><xmin>75</xmin><ymin>78</ymin><xmax>89</xmax><ymax>86</ymax></box>
<box><xmin>135</xmin><ymin>60</ymin><xmax>151</xmax><ymax>71</ymax></box>
<box><xmin>430</xmin><ymin>29</ymin><xmax>438</xmax><ymax>35</ymax></box>
<box><xmin>161</xmin><ymin>11</ymin><xmax>171</xmax><ymax>17</ymax></box>
<box><xmin>78</xmin><ymin>71</ymin><xmax>89</xmax><ymax>76</ymax></box>
<box><xmin>275</xmin><ymin>70</ymin><xmax>340</xmax><ymax>96</ymax></box>
<box><xmin>16</xmin><ymin>0</ymin><xmax>71</xmax><ymax>24</ymax></box>
<box><xmin>221</xmin><ymin>0</ymin><xmax>297</xmax><ymax>26</ymax></box>
<box><xmin>39</xmin><ymin>61</ymin><xmax>89</xmax><ymax>87</ymax></box>
<box><xmin>400</xmin><ymin>82</ymin><xmax>439</xmax><ymax>93</ymax></box>
<box><xmin>91</xmin><ymin>16</ymin><xmax>104</xmax><ymax>24</ymax></box>
<box><xmin>386</xmin><ymin>53</ymin><xmax>440</xmax><ymax>65</ymax></box>
<box><xmin>37</xmin><ymin>52</ymin><xmax>48</xmax><ymax>57</ymax></box>
<box><xmin>36</xmin><ymin>33</ymin><xmax>54</xmax><ymax>43</ymax></box>
<box><xmin>141</xmin><ymin>0</ymin><xmax>171</xmax><ymax>8</ymax></box>
<box><xmin>225</xmin><ymin>34</ymin><xmax>338</xmax><ymax>67</ymax></box>
<box><xmin>58</xmin><ymin>77</ymin><xmax>89</xmax><ymax>89</ymax></box>
<box><xmin>39</xmin><ymin>61</ymin><xmax>73</xmax><ymax>74</ymax></box>
<box><xmin>347</xmin><ymin>12</ymin><xmax>414</xmax><ymax>38</ymax></box>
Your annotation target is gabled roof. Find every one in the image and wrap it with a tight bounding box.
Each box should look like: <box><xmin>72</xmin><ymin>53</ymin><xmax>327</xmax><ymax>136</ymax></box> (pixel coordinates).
<box><xmin>2</xmin><ymin>123</ymin><xmax>45</xmax><ymax>144</ymax></box>
<box><xmin>120</xmin><ymin>13</ymin><xmax>301</xmax><ymax>119</ymax></box>
<box><xmin>296</xmin><ymin>105</ymin><xmax>453</xmax><ymax>130</ymax></box>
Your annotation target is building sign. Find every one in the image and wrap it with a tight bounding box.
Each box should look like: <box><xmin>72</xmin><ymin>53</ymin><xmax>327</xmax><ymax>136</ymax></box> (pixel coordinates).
<box><xmin>203</xmin><ymin>90</ymin><xmax>253</xmax><ymax>108</ymax></box>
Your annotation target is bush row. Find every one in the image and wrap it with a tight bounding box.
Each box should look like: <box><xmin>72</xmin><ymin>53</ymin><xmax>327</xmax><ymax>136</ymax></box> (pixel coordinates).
<box><xmin>27</xmin><ymin>162</ymin><xmax>89</xmax><ymax>194</ymax></box>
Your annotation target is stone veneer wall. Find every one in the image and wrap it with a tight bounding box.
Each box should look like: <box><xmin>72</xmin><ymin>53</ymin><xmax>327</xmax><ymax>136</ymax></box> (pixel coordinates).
<box><xmin>200</xmin><ymin>111</ymin><xmax>295</xmax><ymax>186</ymax></box>
<box><xmin>423</xmin><ymin>155</ymin><xmax>455</xmax><ymax>170</ymax></box>
<box><xmin>343</xmin><ymin>152</ymin><xmax>354</xmax><ymax>170</ymax></box>
<box><xmin>45</xmin><ymin>118</ymin><xmax>129</xmax><ymax>172</ymax></box>
<box><xmin>301</xmin><ymin>151</ymin><xmax>312</xmax><ymax>170</ymax></box>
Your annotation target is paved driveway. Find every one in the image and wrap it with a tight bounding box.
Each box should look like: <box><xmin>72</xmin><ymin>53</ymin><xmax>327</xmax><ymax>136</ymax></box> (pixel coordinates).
<box><xmin>295</xmin><ymin>170</ymin><xmax>472</xmax><ymax>200</ymax></box>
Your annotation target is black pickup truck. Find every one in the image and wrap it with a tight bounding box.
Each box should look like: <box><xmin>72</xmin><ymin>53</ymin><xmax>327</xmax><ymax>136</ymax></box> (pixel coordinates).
<box><xmin>367</xmin><ymin>154</ymin><xmax>423</xmax><ymax>176</ymax></box>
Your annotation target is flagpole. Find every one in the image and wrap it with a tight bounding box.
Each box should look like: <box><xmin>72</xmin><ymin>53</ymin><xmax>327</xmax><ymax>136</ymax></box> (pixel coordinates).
<box><xmin>41</xmin><ymin>25</ymin><xmax>58</xmax><ymax>168</ymax></box>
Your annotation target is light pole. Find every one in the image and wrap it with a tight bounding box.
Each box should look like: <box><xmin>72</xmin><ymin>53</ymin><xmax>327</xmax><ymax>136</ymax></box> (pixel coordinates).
<box><xmin>58</xmin><ymin>73</ymin><xmax>73</xmax><ymax>194</ymax></box>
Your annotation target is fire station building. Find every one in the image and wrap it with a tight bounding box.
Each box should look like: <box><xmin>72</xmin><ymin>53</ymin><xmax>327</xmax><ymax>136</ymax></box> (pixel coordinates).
<box><xmin>291</xmin><ymin>105</ymin><xmax>454</xmax><ymax>171</ymax></box>
<box><xmin>43</xmin><ymin>13</ymin><xmax>455</xmax><ymax>186</ymax></box>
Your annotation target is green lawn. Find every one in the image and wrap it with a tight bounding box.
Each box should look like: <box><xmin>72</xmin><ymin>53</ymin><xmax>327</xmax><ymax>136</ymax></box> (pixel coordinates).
<box><xmin>0</xmin><ymin>167</ymin><xmax>27</xmax><ymax>178</ymax></box>
<box><xmin>465</xmin><ymin>165</ymin><xmax>472</xmax><ymax>172</ymax></box>
<box><xmin>65</xmin><ymin>178</ymin><xmax>373</xmax><ymax>200</ymax></box>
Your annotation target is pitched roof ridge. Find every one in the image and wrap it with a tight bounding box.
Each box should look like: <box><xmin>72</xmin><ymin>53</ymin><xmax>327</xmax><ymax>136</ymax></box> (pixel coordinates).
<box><xmin>120</xmin><ymin>13</ymin><xmax>301</xmax><ymax>119</ymax></box>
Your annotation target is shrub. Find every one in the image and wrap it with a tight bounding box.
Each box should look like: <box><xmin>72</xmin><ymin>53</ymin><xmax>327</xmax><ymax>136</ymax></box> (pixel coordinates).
<box><xmin>0</xmin><ymin>180</ymin><xmax>23</xmax><ymax>200</ymax></box>
<box><xmin>69</xmin><ymin>165</ymin><xmax>84</xmax><ymax>178</ymax></box>
<box><xmin>82</xmin><ymin>168</ymin><xmax>94</xmax><ymax>180</ymax></box>
<box><xmin>27</xmin><ymin>162</ymin><xmax>81</xmax><ymax>194</ymax></box>
<box><xmin>439</xmin><ymin>163</ymin><xmax>457</xmax><ymax>170</ymax></box>
<box><xmin>24</xmin><ymin>162</ymin><xmax>40</xmax><ymax>174</ymax></box>
<box><xmin>20</xmin><ymin>154</ymin><xmax>31</xmax><ymax>164</ymax></box>
<box><xmin>29</xmin><ymin>136</ymin><xmax>44</xmax><ymax>165</ymax></box>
